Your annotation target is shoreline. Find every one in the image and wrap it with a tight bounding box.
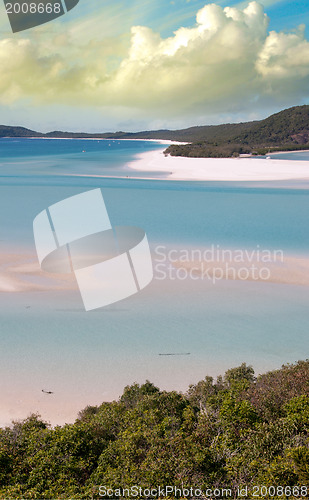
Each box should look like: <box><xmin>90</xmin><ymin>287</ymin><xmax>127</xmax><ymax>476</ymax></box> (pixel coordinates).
<box><xmin>126</xmin><ymin>149</ymin><xmax>309</xmax><ymax>182</ymax></box>
<box><xmin>14</xmin><ymin>137</ymin><xmax>188</xmax><ymax>146</ymax></box>
<box><xmin>7</xmin><ymin>136</ymin><xmax>309</xmax><ymax>156</ymax></box>
<box><xmin>269</xmin><ymin>149</ymin><xmax>309</xmax><ymax>157</ymax></box>
<box><xmin>4</xmin><ymin>137</ymin><xmax>309</xmax><ymax>182</ymax></box>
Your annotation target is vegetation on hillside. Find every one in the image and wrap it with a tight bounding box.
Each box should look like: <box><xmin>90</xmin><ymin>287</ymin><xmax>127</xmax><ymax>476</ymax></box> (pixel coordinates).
<box><xmin>0</xmin><ymin>122</ymin><xmax>255</xmax><ymax>142</ymax></box>
<box><xmin>3</xmin><ymin>106</ymin><xmax>309</xmax><ymax>158</ymax></box>
<box><xmin>165</xmin><ymin>106</ymin><xmax>309</xmax><ymax>157</ymax></box>
<box><xmin>1</xmin><ymin>360</ymin><xmax>309</xmax><ymax>499</ymax></box>
<box><xmin>0</xmin><ymin>125</ymin><xmax>42</xmax><ymax>138</ymax></box>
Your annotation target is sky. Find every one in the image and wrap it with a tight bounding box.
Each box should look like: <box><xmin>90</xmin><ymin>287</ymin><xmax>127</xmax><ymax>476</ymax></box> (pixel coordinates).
<box><xmin>0</xmin><ymin>0</ymin><xmax>309</xmax><ymax>132</ymax></box>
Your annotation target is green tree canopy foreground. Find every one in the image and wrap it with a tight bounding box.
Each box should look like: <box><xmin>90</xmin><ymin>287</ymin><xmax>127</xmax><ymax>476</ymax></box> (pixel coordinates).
<box><xmin>1</xmin><ymin>361</ymin><xmax>309</xmax><ymax>499</ymax></box>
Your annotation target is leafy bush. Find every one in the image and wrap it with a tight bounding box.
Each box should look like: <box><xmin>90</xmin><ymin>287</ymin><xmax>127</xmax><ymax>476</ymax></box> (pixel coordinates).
<box><xmin>1</xmin><ymin>361</ymin><xmax>309</xmax><ymax>498</ymax></box>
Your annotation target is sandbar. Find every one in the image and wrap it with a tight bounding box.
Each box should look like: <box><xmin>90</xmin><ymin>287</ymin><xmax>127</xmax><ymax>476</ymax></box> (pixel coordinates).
<box><xmin>127</xmin><ymin>149</ymin><xmax>309</xmax><ymax>181</ymax></box>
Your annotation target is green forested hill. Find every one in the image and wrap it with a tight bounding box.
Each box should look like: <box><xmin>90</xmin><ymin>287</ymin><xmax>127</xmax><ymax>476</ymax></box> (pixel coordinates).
<box><xmin>234</xmin><ymin>105</ymin><xmax>309</xmax><ymax>145</ymax></box>
<box><xmin>0</xmin><ymin>125</ymin><xmax>43</xmax><ymax>138</ymax></box>
<box><xmin>1</xmin><ymin>360</ymin><xmax>309</xmax><ymax>499</ymax></box>
<box><xmin>165</xmin><ymin>105</ymin><xmax>309</xmax><ymax>157</ymax></box>
<box><xmin>0</xmin><ymin>122</ymin><xmax>257</xmax><ymax>141</ymax></box>
<box><xmin>2</xmin><ymin>105</ymin><xmax>309</xmax><ymax>157</ymax></box>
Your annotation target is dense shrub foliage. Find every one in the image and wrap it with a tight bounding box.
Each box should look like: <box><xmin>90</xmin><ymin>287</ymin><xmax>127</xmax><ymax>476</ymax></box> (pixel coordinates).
<box><xmin>1</xmin><ymin>361</ymin><xmax>309</xmax><ymax>499</ymax></box>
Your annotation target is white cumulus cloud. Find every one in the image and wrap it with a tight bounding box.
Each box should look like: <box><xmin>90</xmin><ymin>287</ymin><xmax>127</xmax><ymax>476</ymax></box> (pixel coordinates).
<box><xmin>0</xmin><ymin>1</ymin><xmax>309</xmax><ymax>119</ymax></box>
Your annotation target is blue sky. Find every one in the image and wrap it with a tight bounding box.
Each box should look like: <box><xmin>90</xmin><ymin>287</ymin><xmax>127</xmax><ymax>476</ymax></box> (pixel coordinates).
<box><xmin>65</xmin><ymin>0</ymin><xmax>309</xmax><ymax>38</ymax></box>
<box><xmin>66</xmin><ymin>0</ymin><xmax>309</xmax><ymax>35</ymax></box>
<box><xmin>0</xmin><ymin>0</ymin><xmax>309</xmax><ymax>131</ymax></box>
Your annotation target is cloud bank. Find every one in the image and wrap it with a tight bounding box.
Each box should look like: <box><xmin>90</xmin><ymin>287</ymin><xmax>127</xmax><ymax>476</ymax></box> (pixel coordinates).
<box><xmin>1</xmin><ymin>1</ymin><xmax>309</xmax><ymax>118</ymax></box>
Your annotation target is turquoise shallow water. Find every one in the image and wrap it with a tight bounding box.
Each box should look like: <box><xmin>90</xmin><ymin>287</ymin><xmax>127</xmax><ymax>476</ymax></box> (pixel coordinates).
<box><xmin>269</xmin><ymin>150</ymin><xmax>309</xmax><ymax>161</ymax></box>
<box><xmin>1</xmin><ymin>180</ymin><xmax>309</xmax><ymax>253</ymax></box>
<box><xmin>0</xmin><ymin>140</ymin><xmax>309</xmax><ymax>426</ymax></box>
<box><xmin>0</xmin><ymin>137</ymin><xmax>165</xmax><ymax>178</ymax></box>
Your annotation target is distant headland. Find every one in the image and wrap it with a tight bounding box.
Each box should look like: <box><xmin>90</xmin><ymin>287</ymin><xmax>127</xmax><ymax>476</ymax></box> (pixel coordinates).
<box><xmin>2</xmin><ymin>105</ymin><xmax>309</xmax><ymax>158</ymax></box>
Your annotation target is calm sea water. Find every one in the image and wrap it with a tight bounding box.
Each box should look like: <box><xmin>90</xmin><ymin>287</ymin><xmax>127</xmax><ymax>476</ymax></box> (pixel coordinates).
<box><xmin>0</xmin><ymin>139</ymin><xmax>308</xmax><ymax>426</ymax></box>
<box><xmin>269</xmin><ymin>150</ymin><xmax>309</xmax><ymax>161</ymax></box>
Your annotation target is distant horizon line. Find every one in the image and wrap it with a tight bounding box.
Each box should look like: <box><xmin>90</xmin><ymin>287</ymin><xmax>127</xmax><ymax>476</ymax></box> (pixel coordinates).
<box><xmin>0</xmin><ymin>103</ymin><xmax>307</xmax><ymax>135</ymax></box>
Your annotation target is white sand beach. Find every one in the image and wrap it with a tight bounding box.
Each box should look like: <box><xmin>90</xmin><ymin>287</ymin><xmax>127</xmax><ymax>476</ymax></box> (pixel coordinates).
<box><xmin>127</xmin><ymin>148</ymin><xmax>309</xmax><ymax>181</ymax></box>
